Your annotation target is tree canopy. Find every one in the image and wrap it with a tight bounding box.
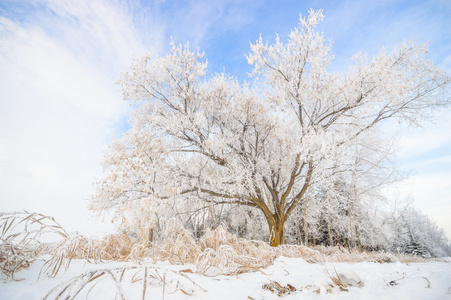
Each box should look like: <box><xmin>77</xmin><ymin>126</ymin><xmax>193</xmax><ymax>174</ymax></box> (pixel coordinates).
<box><xmin>90</xmin><ymin>10</ymin><xmax>450</xmax><ymax>247</ymax></box>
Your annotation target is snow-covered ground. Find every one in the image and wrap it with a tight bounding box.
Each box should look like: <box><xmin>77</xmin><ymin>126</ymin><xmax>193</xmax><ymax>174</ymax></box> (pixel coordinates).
<box><xmin>1</xmin><ymin>257</ymin><xmax>450</xmax><ymax>299</ymax></box>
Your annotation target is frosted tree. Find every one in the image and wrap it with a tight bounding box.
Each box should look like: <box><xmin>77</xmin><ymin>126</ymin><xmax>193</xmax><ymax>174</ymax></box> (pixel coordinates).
<box><xmin>386</xmin><ymin>206</ymin><xmax>451</xmax><ymax>257</ymax></box>
<box><xmin>91</xmin><ymin>9</ymin><xmax>450</xmax><ymax>246</ymax></box>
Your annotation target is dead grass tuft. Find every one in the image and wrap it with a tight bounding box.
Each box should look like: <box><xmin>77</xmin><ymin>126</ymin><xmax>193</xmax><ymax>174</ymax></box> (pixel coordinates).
<box><xmin>323</xmin><ymin>267</ymin><xmax>349</xmax><ymax>291</ymax></box>
<box><xmin>41</xmin><ymin>232</ymin><xmax>135</xmax><ymax>278</ymax></box>
<box><xmin>155</xmin><ymin>224</ymin><xmax>202</xmax><ymax>265</ymax></box>
<box><xmin>0</xmin><ymin>211</ymin><xmax>68</xmax><ymax>280</ymax></box>
<box><xmin>96</xmin><ymin>233</ymin><xmax>134</xmax><ymax>260</ymax></box>
<box><xmin>262</xmin><ymin>280</ymin><xmax>297</xmax><ymax>296</ymax></box>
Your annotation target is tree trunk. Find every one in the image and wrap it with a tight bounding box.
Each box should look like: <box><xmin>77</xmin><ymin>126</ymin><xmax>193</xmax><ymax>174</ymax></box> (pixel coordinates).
<box><xmin>296</xmin><ymin>209</ymin><xmax>302</xmax><ymax>245</ymax></box>
<box><xmin>267</xmin><ymin>218</ymin><xmax>285</xmax><ymax>247</ymax></box>
<box><xmin>147</xmin><ymin>227</ymin><xmax>153</xmax><ymax>245</ymax></box>
<box><xmin>327</xmin><ymin>195</ymin><xmax>333</xmax><ymax>247</ymax></box>
<box><xmin>303</xmin><ymin>196</ymin><xmax>308</xmax><ymax>246</ymax></box>
<box><xmin>352</xmin><ymin>168</ymin><xmax>362</xmax><ymax>251</ymax></box>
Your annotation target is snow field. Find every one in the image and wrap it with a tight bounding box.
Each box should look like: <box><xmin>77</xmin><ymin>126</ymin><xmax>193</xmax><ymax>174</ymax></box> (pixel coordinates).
<box><xmin>1</xmin><ymin>257</ymin><xmax>450</xmax><ymax>299</ymax></box>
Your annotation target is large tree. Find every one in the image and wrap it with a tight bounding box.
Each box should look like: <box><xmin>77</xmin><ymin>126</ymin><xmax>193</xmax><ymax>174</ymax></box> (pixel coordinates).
<box><xmin>91</xmin><ymin>10</ymin><xmax>449</xmax><ymax>246</ymax></box>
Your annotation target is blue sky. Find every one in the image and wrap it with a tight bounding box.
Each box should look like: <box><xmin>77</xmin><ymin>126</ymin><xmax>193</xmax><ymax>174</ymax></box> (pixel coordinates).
<box><xmin>0</xmin><ymin>0</ymin><xmax>450</xmax><ymax>238</ymax></box>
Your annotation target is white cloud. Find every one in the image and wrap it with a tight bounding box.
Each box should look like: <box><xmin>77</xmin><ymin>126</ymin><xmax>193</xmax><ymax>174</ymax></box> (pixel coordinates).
<box><xmin>149</xmin><ymin>0</ymin><xmax>259</xmax><ymax>48</ymax></box>
<box><xmin>427</xmin><ymin>205</ymin><xmax>451</xmax><ymax>240</ymax></box>
<box><xmin>320</xmin><ymin>0</ymin><xmax>451</xmax><ymax>73</ymax></box>
<box><xmin>397</xmin><ymin>173</ymin><xmax>451</xmax><ymax>208</ymax></box>
<box><xmin>0</xmin><ymin>0</ymin><xmax>160</xmax><ymax>235</ymax></box>
<box><xmin>396</xmin><ymin>112</ymin><xmax>451</xmax><ymax>160</ymax></box>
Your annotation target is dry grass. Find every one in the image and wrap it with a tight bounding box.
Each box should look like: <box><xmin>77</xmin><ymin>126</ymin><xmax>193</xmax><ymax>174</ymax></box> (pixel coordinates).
<box><xmin>323</xmin><ymin>267</ymin><xmax>349</xmax><ymax>292</ymax></box>
<box><xmin>149</xmin><ymin>224</ymin><xmax>320</xmax><ymax>276</ymax></box>
<box><xmin>40</xmin><ymin>232</ymin><xmax>135</xmax><ymax>278</ymax></box>
<box><xmin>262</xmin><ymin>280</ymin><xmax>297</xmax><ymax>296</ymax></box>
<box><xmin>145</xmin><ymin>224</ymin><xmax>430</xmax><ymax>276</ymax></box>
<box><xmin>43</xmin><ymin>265</ymin><xmax>207</xmax><ymax>300</ymax></box>
<box><xmin>1</xmin><ymin>211</ymin><xmax>431</xmax><ymax>282</ymax></box>
<box><xmin>0</xmin><ymin>211</ymin><xmax>68</xmax><ymax>280</ymax></box>
<box><xmin>311</xmin><ymin>245</ymin><xmax>427</xmax><ymax>264</ymax></box>
<box><xmin>0</xmin><ymin>212</ymin><xmax>135</xmax><ymax>280</ymax></box>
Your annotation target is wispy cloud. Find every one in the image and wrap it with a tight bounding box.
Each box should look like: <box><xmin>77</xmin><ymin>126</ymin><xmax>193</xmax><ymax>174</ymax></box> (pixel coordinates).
<box><xmin>396</xmin><ymin>112</ymin><xmax>451</xmax><ymax>160</ymax></box>
<box><xmin>318</xmin><ymin>0</ymin><xmax>451</xmax><ymax>73</ymax></box>
<box><xmin>0</xmin><ymin>0</ymin><xmax>157</xmax><ymax>235</ymax></box>
<box><xmin>150</xmin><ymin>0</ymin><xmax>259</xmax><ymax>47</ymax></box>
